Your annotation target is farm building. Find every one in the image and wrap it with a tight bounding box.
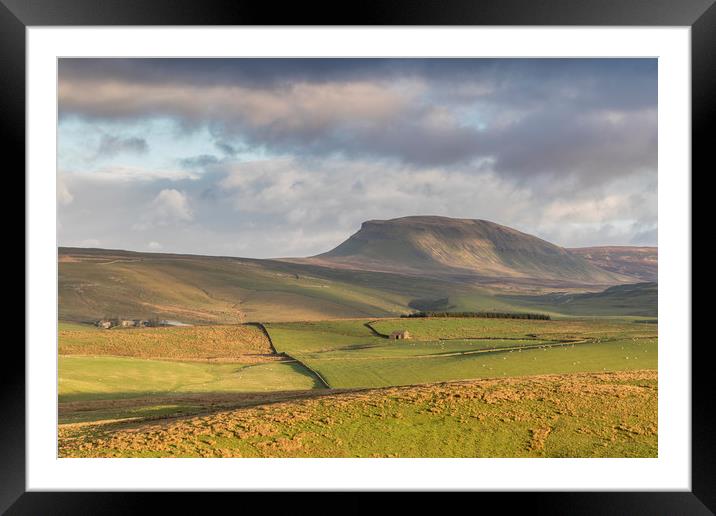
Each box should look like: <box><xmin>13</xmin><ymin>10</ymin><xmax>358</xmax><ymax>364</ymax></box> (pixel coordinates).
<box><xmin>95</xmin><ymin>318</ymin><xmax>156</xmax><ymax>329</ymax></box>
<box><xmin>389</xmin><ymin>330</ymin><xmax>411</xmax><ymax>340</ymax></box>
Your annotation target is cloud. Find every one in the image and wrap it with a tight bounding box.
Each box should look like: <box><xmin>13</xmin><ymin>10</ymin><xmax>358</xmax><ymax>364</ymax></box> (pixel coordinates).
<box><xmin>134</xmin><ymin>189</ymin><xmax>194</xmax><ymax>230</ymax></box>
<box><xmin>57</xmin><ymin>176</ymin><xmax>74</xmax><ymax>205</ymax></box>
<box><xmin>56</xmin><ymin>76</ymin><xmax>484</xmax><ymax>167</ymax></box>
<box><xmin>57</xmin><ymin>59</ymin><xmax>658</xmax><ymax>255</ymax></box>
<box><xmin>58</xmin><ymin>58</ymin><xmax>656</xmax><ymax>108</ymax></box>
<box><xmin>631</xmin><ymin>225</ymin><xmax>658</xmax><ymax>245</ymax></box>
<box><xmin>59</xmin><ymin>79</ymin><xmax>410</xmax><ymax>127</ymax></box>
<box><xmin>151</xmin><ymin>188</ymin><xmax>193</xmax><ymax>222</ymax></box>
<box><xmin>179</xmin><ymin>154</ymin><xmax>220</xmax><ymax>169</ymax></box>
<box><xmin>215</xmin><ymin>141</ymin><xmax>238</xmax><ymax>156</ymax></box>
<box><xmin>58</xmin><ymin>58</ymin><xmax>656</xmax><ymax>180</ymax></box>
<box><xmin>56</xmin><ymin>155</ymin><xmax>657</xmax><ymax>256</ymax></box>
<box><xmin>485</xmin><ymin>107</ymin><xmax>657</xmax><ymax>182</ymax></box>
<box><xmin>216</xmin><ymin>157</ymin><xmax>658</xmax><ymax>252</ymax></box>
<box><xmin>70</xmin><ymin>166</ymin><xmax>199</xmax><ymax>183</ymax></box>
<box><xmin>77</xmin><ymin>238</ymin><xmax>101</xmax><ymax>247</ymax></box>
<box><xmin>96</xmin><ymin>134</ymin><xmax>148</xmax><ymax>157</ymax></box>
<box><xmin>217</xmin><ymin>158</ymin><xmax>530</xmax><ymax>250</ymax></box>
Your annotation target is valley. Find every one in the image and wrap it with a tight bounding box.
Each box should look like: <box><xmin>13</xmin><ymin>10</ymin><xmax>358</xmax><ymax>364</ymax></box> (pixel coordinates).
<box><xmin>57</xmin><ymin>216</ymin><xmax>658</xmax><ymax>458</ymax></box>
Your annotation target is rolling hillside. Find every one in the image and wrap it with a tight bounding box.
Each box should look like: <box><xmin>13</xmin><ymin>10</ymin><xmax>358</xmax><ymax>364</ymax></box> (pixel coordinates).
<box><xmin>60</xmin><ymin>370</ymin><xmax>658</xmax><ymax>458</ymax></box>
<box><xmin>58</xmin><ymin>217</ymin><xmax>657</xmax><ymax>323</ymax></box>
<box><xmin>304</xmin><ymin>216</ymin><xmax>632</xmax><ymax>285</ymax></box>
<box><xmin>502</xmin><ymin>282</ymin><xmax>658</xmax><ymax>317</ymax></box>
<box><xmin>59</xmin><ymin>247</ymin><xmax>535</xmax><ymax>323</ymax></box>
<box><xmin>568</xmin><ymin>246</ymin><xmax>657</xmax><ymax>282</ymax></box>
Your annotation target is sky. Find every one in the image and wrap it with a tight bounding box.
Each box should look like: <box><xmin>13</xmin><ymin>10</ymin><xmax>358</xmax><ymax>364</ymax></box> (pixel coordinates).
<box><xmin>57</xmin><ymin>58</ymin><xmax>657</xmax><ymax>258</ymax></box>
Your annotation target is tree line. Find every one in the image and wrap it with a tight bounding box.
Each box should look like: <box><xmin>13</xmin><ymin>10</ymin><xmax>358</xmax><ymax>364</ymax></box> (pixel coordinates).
<box><xmin>401</xmin><ymin>311</ymin><xmax>550</xmax><ymax>320</ymax></box>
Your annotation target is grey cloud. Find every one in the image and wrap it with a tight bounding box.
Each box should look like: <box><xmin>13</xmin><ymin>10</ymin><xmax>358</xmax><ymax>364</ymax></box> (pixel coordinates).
<box><xmin>215</xmin><ymin>141</ymin><xmax>238</xmax><ymax>156</ymax></box>
<box><xmin>631</xmin><ymin>226</ymin><xmax>658</xmax><ymax>245</ymax></box>
<box><xmin>58</xmin><ymin>59</ymin><xmax>656</xmax><ymax>112</ymax></box>
<box><xmin>58</xmin><ymin>156</ymin><xmax>657</xmax><ymax>257</ymax></box>
<box><xmin>485</xmin><ymin>107</ymin><xmax>657</xmax><ymax>182</ymax></box>
<box><xmin>59</xmin><ymin>58</ymin><xmax>656</xmax><ymax>181</ymax></box>
<box><xmin>97</xmin><ymin>134</ymin><xmax>148</xmax><ymax>157</ymax></box>
<box><xmin>179</xmin><ymin>154</ymin><xmax>220</xmax><ymax>169</ymax></box>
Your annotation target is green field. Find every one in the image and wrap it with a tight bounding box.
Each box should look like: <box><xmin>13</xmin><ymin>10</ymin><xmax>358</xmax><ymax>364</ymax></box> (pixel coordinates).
<box><xmin>267</xmin><ymin>318</ymin><xmax>657</xmax><ymax>389</ymax></box>
<box><xmin>59</xmin><ymin>355</ymin><xmax>323</xmax><ymax>402</ymax></box>
<box><xmin>58</xmin><ymin>321</ymin><xmax>275</xmax><ymax>361</ymax></box>
<box><xmin>58</xmin><ymin>317</ymin><xmax>657</xmax><ymax>399</ymax></box>
<box><xmin>59</xmin><ymin>370</ymin><xmax>657</xmax><ymax>458</ymax></box>
<box><xmin>58</xmin><ymin>313</ymin><xmax>657</xmax><ymax>458</ymax></box>
<box><xmin>370</xmin><ymin>316</ymin><xmax>656</xmax><ymax>341</ymax></box>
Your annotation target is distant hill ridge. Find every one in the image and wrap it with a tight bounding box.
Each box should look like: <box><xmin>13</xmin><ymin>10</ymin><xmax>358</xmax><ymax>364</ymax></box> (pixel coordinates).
<box><xmin>308</xmin><ymin>216</ymin><xmax>633</xmax><ymax>285</ymax></box>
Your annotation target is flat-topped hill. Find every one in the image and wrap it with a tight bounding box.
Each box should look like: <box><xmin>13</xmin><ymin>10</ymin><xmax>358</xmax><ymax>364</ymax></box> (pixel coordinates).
<box><xmin>310</xmin><ymin>216</ymin><xmax>630</xmax><ymax>284</ymax></box>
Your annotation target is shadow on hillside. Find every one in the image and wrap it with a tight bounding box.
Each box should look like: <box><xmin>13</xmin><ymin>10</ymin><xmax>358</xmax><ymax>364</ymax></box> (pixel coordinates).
<box><xmin>58</xmin><ymin>388</ymin><xmax>356</xmax><ymax>429</ymax></box>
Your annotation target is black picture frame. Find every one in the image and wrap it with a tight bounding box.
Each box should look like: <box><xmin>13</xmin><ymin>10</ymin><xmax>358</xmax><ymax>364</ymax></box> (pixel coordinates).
<box><xmin>5</xmin><ymin>0</ymin><xmax>710</xmax><ymax>513</ymax></box>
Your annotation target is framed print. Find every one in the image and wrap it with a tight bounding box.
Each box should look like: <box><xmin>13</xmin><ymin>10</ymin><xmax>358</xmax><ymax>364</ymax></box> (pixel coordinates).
<box><xmin>6</xmin><ymin>0</ymin><xmax>712</xmax><ymax>513</ymax></box>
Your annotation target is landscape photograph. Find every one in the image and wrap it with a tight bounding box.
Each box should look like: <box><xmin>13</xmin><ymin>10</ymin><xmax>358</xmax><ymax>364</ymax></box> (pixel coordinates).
<box><xmin>57</xmin><ymin>58</ymin><xmax>658</xmax><ymax>458</ymax></box>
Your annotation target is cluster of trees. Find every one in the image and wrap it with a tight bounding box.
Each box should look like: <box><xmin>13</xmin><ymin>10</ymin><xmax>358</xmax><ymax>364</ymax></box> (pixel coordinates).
<box><xmin>401</xmin><ymin>311</ymin><xmax>551</xmax><ymax>320</ymax></box>
<box><xmin>407</xmin><ymin>297</ymin><xmax>454</xmax><ymax>311</ymax></box>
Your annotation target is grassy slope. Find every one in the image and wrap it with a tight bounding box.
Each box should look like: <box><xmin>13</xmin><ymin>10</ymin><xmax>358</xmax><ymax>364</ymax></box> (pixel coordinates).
<box><xmin>58</xmin><ymin>322</ymin><xmax>274</xmax><ymax>361</ymax></box>
<box><xmin>501</xmin><ymin>282</ymin><xmax>658</xmax><ymax>317</ymax></box>
<box><xmin>267</xmin><ymin>318</ymin><xmax>657</xmax><ymax>389</ymax></box>
<box><xmin>308</xmin><ymin>339</ymin><xmax>656</xmax><ymax>388</ymax></box>
<box><xmin>59</xmin><ymin>248</ymin><xmax>470</xmax><ymax>323</ymax></box>
<box><xmin>369</xmin><ymin>317</ymin><xmax>656</xmax><ymax>340</ymax></box>
<box><xmin>59</xmin><ymin>248</ymin><xmax>656</xmax><ymax>323</ymax></box>
<box><xmin>58</xmin><ymin>322</ymin><xmax>327</xmax><ymax>402</ymax></box>
<box><xmin>569</xmin><ymin>246</ymin><xmax>657</xmax><ymax>282</ymax></box>
<box><xmin>59</xmin><ymin>356</ymin><xmax>322</xmax><ymax>402</ymax></box>
<box><xmin>58</xmin><ymin>370</ymin><xmax>657</xmax><ymax>458</ymax></box>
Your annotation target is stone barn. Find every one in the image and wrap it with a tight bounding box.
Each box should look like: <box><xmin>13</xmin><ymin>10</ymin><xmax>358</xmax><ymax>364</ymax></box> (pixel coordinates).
<box><xmin>389</xmin><ymin>330</ymin><xmax>411</xmax><ymax>340</ymax></box>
